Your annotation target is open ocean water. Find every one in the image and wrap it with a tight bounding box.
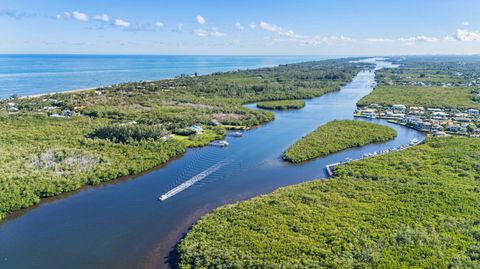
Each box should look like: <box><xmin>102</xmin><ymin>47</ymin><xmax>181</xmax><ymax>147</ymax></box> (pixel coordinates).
<box><xmin>0</xmin><ymin>54</ymin><xmax>333</xmax><ymax>99</ymax></box>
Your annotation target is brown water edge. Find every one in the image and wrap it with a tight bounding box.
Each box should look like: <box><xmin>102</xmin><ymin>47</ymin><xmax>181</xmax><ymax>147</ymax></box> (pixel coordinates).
<box><xmin>0</xmin><ymin>120</ymin><xmax>269</xmax><ymax>227</ymax></box>
<box><xmin>0</xmin><ymin>152</ymin><xmax>186</xmax><ymax>227</ymax></box>
<box><xmin>142</xmin><ymin>187</ymin><xmax>291</xmax><ymax>269</ymax></box>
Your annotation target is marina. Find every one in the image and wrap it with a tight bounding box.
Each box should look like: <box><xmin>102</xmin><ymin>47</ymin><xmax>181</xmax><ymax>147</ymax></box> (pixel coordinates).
<box><xmin>325</xmin><ymin>138</ymin><xmax>422</xmax><ymax>177</ymax></box>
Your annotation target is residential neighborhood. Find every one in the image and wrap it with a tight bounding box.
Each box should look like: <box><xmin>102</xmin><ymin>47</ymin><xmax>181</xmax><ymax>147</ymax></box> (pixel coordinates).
<box><xmin>356</xmin><ymin>104</ymin><xmax>480</xmax><ymax>136</ymax></box>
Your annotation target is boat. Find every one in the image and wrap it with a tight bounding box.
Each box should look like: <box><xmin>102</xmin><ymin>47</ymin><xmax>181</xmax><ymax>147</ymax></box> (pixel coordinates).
<box><xmin>210</xmin><ymin>140</ymin><xmax>229</xmax><ymax>147</ymax></box>
<box><xmin>230</xmin><ymin>131</ymin><xmax>243</xmax><ymax>137</ymax></box>
<box><xmin>409</xmin><ymin>138</ymin><xmax>420</xmax><ymax>145</ymax></box>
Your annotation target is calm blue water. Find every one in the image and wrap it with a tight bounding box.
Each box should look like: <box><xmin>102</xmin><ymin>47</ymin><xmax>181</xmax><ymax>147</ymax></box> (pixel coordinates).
<box><xmin>0</xmin><ymin>54</ymin><xmax>330</xmax><ymax>99</ymax></box>
<box><xmin>0</xmin><ymin>59</ymin><xmax>425</xmax><ymax>269</ymax></box>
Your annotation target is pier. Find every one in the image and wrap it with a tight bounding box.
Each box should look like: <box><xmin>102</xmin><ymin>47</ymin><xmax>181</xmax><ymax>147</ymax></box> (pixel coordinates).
<box><xmin>324</xmin><ymin>138</ymin><xmax>422</xmax><ymax>177</ymax></box>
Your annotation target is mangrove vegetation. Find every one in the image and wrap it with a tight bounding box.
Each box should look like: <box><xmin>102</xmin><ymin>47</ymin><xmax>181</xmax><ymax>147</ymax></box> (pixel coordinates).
<box><xmin>256</xmin><ymin>100</ymin><xmax>306</xmax><ymax>110</ymax></box>
<box><xmin>178</xmin><ymin>137</ymin><xmax>480</xmax><ymax>268</ymax></box>
<box><xmin>0</xmin><ymin>58</ymin><xmax>363</xmax><ymax>219</ymax></box>
<box><xmin>283</xmin><ymin>120</ymin><xmax>397</xmax><ymax>163</ymax></box>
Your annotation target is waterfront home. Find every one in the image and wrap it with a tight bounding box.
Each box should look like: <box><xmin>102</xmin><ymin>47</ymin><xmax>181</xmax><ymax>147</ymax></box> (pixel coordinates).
<box><xmin>467</xmin><ymin>108</ymin><xmax>479</xmax><ymax>115</ymax></box>
<box><xmin>43</xmin><ymin>106</ymin><xmax>57</xmax><ymax>110</ymax></box>
<box><xmin>427</xmin><ymin>108</ymin><xmax>442</xmax><ymax>113</ymax></box>
<box><xmin>188</xmin><ymin>125</ymin><xmax>203</xmax><ymax>134</ymax></box>
<box><xmin>392</xmin><ymin>113</ymin><xmax>405</xmax><ymax>118</ymax></box>
<box><xmin>433</xmin><ymin>130</ymin><xmax>447</xmax><ymax>137</ymax></box>
<box><xmin>409</xmin><ymin>106</ymin><xmax>425</xmax><ymax>115</ymax></box>
<box><xmin>454</xmin><ymin>117</ymin><xmax>471</xmax><ymax>123</ymax></box>
<box><xmin>391</xmin><ymin>104</ymin><xmax>406</xmax><ymax>112</ymax></box>
<box><xmin>421</xmin><ymin>121</ymin><xmax>433</xmax><ymax>131</ymax></box>
<box><xmin>62</xmin><ymin>109</ymin><xmax>74</xmax><ymax>117</ymax></box>
<box><xmin>49</xmin><ymin>113</ymin><xmax>65</xmax><ymax>118</ymax></box>
<box><xmin>361</xmin><ymin>109</ymin><xmax>377</xmax><ymax>117</ymax></box>
<box><xmin>446</xmin><ymin>125</ymin><xmax>460</xmax><ymax>132</ymax></box>
<box><xmin>368</xmin><ymin>103</ymin><xmax>383</xmax><ymax>109</ymax></box>
<box><xmin>208</xmin><ymin>119</ymin><xmax>220</xmax><ymax>126</ymax></box>
<box><xmin>401</xmin><ymin>116</ymin><xmax>423</xmax><ymax>126</ymax></box>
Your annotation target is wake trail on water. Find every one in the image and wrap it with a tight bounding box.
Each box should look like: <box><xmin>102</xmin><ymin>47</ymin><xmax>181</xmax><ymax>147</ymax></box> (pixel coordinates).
<box><xmin>158</xmin><ymin>160</ymin><xmax>229</xmax><ymax>201</ymax></box>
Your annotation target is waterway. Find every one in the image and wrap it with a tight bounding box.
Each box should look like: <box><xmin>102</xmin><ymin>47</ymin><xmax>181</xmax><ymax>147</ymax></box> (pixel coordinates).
<box><xmin>0</xmin><ymin>58</ymin><xmax>424</xmax><ymax>269</ymax></box>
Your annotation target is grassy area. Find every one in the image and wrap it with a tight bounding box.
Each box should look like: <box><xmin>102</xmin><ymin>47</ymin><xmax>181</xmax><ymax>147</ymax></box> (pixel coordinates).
<box><xmin>178</xmin><ymin>137</ymin><xmax>480</xmax><ymax>268</ymax></box>
<box><xmin>0</xmin><ymin>58</ymin><xmax>363</xmax><ymax>219</ymax></box>
<box><xmin>172</xmin><ymin>127</ymin><xmax>226</xmax><ymax>147</ymax></box>
<box><xmin>256</xmin><ymin>100</ymin><xmax>306</xmax><ymax>110</ymax></box>
<box><xmin>283</xmin><ymin>120</ymin><xmax>397</xmax><ymax>163</ymax></box>
<box><xmin>358</xmin><ymin>85</ymin><xmax>480</xmax><ymax>109</ymax></box>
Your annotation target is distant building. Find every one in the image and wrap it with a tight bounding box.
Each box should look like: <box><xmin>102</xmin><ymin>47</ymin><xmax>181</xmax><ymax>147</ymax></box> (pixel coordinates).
<box><xmin>208</xmin><ymin>119</ymin><xmax>221</xmax><ymax>126</ymax></box>
<box><xmin>467</xmin><ymin>109</ymin><xmax>479</xmax><ymax>115</ymax></box>
<box><xmin>391</xmin><ymin>104</ymin><xmax>406</xmax><ymax>111</ymax></box>
<box><xmin>188</xmin><ymin>125</ymin><xmax>203</xmax><ymax>134</ymax></box>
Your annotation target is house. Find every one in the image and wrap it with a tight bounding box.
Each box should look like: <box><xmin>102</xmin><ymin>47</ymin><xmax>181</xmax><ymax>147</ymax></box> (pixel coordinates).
<box><xmin>432</xmin><ymin>130</ymin><xmax>447</xmax><ymax>137</ymax></box>
<box><xmin>454</xmin><ymin>117</ymin><xmax>471</xmax><ymax>123</ymax></box>
<box><xmin>49</xmin><ymin>113</ymin><xmax>65</xmax><ymax>118</ymax></box>
<box><xmin>409</xmin><ymin>106</ymin><xmax>425</xmax><ymax>115</ymax></box>
<box><xmin>361</xmin><ymin>109</ymin><xmax>376</xmax><ymax>117</ymax></box>
<box><xmin>392</xmin><ymin>113</ymin><xmax>405</xmax><ymax>118</ymax></box>
<box><xmin>467</xmin><ymin>109</ymin><xmax>479</xmax><ymax>115</ymax></box>
<box><xmin>368</xmin><ymin>104</ymin><xmax>383</xmax><ymax>109</ymax></box>
<box><xmin>208</xmin><ymin>119</ymin><xmax>221</xmax><ymax>126</ymax></box>
<box><xmin>62</xmin><ymin>109</ymin><xmax>74</xmax><ymax>117</ymax></box>
<box><xmin>446</xmin><ymin>125</ymin><xmax>460</xmax><ymax>132</ymax></box>
<box><xmin>421</xmin><ymin>121</ymin><xmax>432</xmax><ymax>131</ymax></box>
<box><xmin>427</xmin><ymin>108</ymin><xmax>442</xmax><ymax>113</ymax></box>
<box><xmin>188</xmin><ymin>125</ymin><xmax>203</xmax><ymax>134</ymax></box>
<box><xmin>401</xmin><ymin>116</ymin><xmax>423</xmax><ymax>126</ymax></box>
<box><xmin>391</xmin><ymin>104</ymin><xmax>406</xmax><ymax>112</ymax></box>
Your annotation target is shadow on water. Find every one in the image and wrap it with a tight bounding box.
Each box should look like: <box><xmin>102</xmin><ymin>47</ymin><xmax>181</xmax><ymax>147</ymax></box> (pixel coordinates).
<box><xmin>0</xmin><ymin>58</ymin><xmax>424</xmax><ymax>269</ymax></box>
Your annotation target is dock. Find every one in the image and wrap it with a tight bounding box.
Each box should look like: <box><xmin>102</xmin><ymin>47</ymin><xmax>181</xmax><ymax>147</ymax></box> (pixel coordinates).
<box><xmin>324</xmin><ymin>138</ymin><xmax>422</xmax><ymax>177</ymax></box>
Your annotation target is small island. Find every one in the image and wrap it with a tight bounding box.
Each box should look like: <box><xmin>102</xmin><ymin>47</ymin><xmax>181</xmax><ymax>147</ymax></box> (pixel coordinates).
<box><xmin>283</xmin><ymin>120</ymin><xmax>397</xmax><ymax>163</ymax></box>
<box><xmin>256</xmin><ymin>100</ymin><xmax>306</xmax><ymax>110</ymax></box>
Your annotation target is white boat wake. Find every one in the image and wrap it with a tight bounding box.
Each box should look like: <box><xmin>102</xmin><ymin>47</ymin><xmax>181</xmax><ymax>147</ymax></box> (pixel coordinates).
<box><xmin>158</xmin><ymin>161</ymin><xmax>227</xmax><ymax>201</ymax></box>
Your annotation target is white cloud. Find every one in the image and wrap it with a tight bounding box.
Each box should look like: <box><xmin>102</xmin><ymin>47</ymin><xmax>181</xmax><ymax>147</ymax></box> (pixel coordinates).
<box><xmin>304</xmin><ymin>35</ymin><xmax>355</xmax><ymax>46</ymax></box>
<box><xmin>235</xmin><ymin>22</ymin><xmax>244</xmax><ymax>31</ymax></box>
<box><xmin>195</xmin><ymin>28</ymin><xmax>225</xmax><ymax>37</ymax></box>
<box><xmin>56</xmin><ymin>11</ymin><xmax>72</xmax><ymax>20</ymax></box>
<box><xmin>196</xmin><ymin>15</ymin><xmax>207</xmax><ymax>25</ymax></box>
<box><xmin>463</xmin><ymin>21</ymin><xmax>470</xmax><ymax>26</ymax></box>
<box><xmin>366</xmin><ymin>35</ymin><xmax>438</xmax><ymax>44</ymax></box>
<box><xmin>259</xmin><ymin>21</ymin><xmax>300</xmax><ymax>39</ymax></box>
<box><xmin>114</xmin><ymin>19</ymin><xmax>130</xmax><ymax>28</ymax></box>
<box><xmin>455</xmin><ymin>28</ymin><xmax>480</xmax><ymax>41</ymax></box>
<box><xmin>155</xmin><ymin>21</ymin><xmax>164</xmax><ymax>28</ymax></box>
<box><xmin>72</xmin><ymin>11</ymin><xmax>89</xmax><ymax>21</ymax></box>
<box><xmin>397</xmin><ymin>35</ymin><xmax>438</xmax><ymax>42</ymax></box>
<box><xmin>258</xmin><ymin>21</ymin><xmax>355</xmax><ymax>46</ymax></box>
<box><xmin>366</xmin><ymin>38</ymin><xmax>395</xmax><ymax>43</ymax></box>
<box><xmin>94</xmin><ymin>14</ymin><xmax>109</xmax><ymax>22</ymax></box>
<box><xmin>249</xmin><ymin>22</ymin><xmax>256</xmax><ymax>29</ymax></box>
<box><xmin>259</xmin><ymin>21</ymin><xmax>282</xmax><ymax>32</ymax></box>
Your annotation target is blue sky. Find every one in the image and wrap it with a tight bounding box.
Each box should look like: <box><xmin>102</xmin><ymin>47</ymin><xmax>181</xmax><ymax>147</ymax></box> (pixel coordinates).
<box><xmin>1</xmin><ymin>0</ymin><xmax>480</xmax><ymax>55</ymax></box>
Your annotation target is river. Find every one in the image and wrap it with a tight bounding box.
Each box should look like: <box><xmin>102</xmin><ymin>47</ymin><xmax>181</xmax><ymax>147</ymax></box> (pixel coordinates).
<box><xmin>0</xmin><ymin>58</ymin><xmax>424</xmax><ymax>269</ymax></box>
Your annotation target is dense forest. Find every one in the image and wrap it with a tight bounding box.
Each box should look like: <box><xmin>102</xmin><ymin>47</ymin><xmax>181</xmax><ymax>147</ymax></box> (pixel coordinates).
<box><xmin>0</xmin><ymin>58</ymin><xmax>363</xmax><ymax>219</ymax></box>
<box><xmin>256</xmin><ymin>100</ymin><xmax>306</xmax><ymax>110</ymax></box>
<box><xmin>357</xmin><ymin>85</ymin><xmax>480</xmax><ymax>109</ymax></box>
<box><xmin>358</xmin><ymin>56</ymin><xmax>480</xmax><ymax>109</ymax></box>
<box><xmin>178</xmin><ymin>137</ymin><xmax>480</xmax><ymax>268</ymax></box>
<box><xmin>283</xmin><ymin>120</ymin><xmax>397</xmax><ymax>163</ymax></box>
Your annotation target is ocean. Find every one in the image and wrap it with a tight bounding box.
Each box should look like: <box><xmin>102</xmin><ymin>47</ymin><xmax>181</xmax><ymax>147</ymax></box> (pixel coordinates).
<box><xmin>0</xmin><ymin>54</ymin><xmax>330</xmax><ymax>99</ymax></box>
